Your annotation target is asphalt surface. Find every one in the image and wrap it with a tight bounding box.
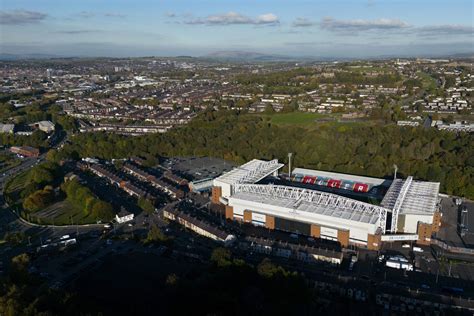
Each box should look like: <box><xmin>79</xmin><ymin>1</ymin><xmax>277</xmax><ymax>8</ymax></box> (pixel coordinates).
<box><xmin>437</xmin><ymin>197</ymin><xmax>465</xmax><ymax>247</ymax></box>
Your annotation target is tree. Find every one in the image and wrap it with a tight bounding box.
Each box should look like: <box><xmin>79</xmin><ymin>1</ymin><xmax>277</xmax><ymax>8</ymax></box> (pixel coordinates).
<box><xmin>138</xmin><ymin>197</ymin><xmax>155</xmax><ymax>214</ymax></box>
<box><xmin>22</xmin><ymin>187</ymin><xmax>54</xmax><ymax>212</ymax></box>
<box><xmin>145</xmin><ymin>224</ymin><xmax>169</xmax><ymax>244</ymax></box>
<box><xmin>10</xmin><ymin>253</ymin><xmax>30</xmax><ymax>284</ymax></box>
<box><xmin>166</xmin><ymin>273</ymin><xmax>179</xmax><ymax>286</ymax></box>
<box><xmin>257</xmin><ymin>258</ymin><xmax>281</xmax><ymax>278</ymax></box>
<box><xmin>443</xmin><ymin>115</ymin><xmax>455</xmax><ymax>124</ymax></box>
<box><xmin>264</xmin><ymin>104</ymin><xmax>275</xmax><ymax>114</ymax></box>
<box><xmin>91</xmin><ymin>201</ymin><xmax>114</xmax><ymax>221</ymax></box>
<box><xmin>65</xmin><ymin>110</ymin><xmax>474</xmax><ymax>200</ymax></box>
<box><xmin>210</xmin><ymin>247</ymin><xmax>232</xmax><ymax>267</ymax></box>
<box><xmin>28</xmin><ymin>166</ymin><xmax>55</xmax><ymax>185</ymax></box>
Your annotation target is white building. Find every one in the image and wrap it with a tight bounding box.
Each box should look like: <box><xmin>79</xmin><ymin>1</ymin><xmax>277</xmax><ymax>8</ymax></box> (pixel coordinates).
<box><xmin>0</xmin><ymin>123</ymin><xmax>15</xmax><ymax>134</ymax></box>
<box><xmin>212</xmin><ymin>159</ymin><xmax>441</xmax><ymax>250</ymax></box>
<box><xmin>115</xmin><ymin>210</ymin><xmax>134</xmax><ymax>224</ymax></box>
<box><xmin>34</xmin><ymin>121</ymin><xmax>55</xmax><ymax>133</ymax></box>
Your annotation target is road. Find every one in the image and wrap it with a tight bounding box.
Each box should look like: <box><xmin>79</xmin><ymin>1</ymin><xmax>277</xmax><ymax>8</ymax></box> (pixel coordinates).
<box><xmin>0</xmin><ymin>131</ymin><xmax>107</xmax><ymax>259</ymax></box>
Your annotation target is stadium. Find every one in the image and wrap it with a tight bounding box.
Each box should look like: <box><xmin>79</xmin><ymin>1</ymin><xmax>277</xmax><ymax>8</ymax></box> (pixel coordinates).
<box><xmin>212</xmin><ymin>159</ymin><xmax>442</xmax><ymax>250</ymax></box>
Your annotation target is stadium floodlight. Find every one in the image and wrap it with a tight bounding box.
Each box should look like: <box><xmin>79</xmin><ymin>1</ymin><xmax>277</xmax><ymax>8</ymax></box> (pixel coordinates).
<box><xmin>393</xmin><ymin>164</ymin><xmax>398</xmax><ymax>180</ymax></box>
<box><xmin>288</xmin><ymin>153</ymin><xmax>293</xmax><ymax>179</ymax></box>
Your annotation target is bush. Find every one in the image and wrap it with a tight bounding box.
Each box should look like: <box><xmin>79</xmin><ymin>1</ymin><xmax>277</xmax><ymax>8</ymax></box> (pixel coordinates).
<box><xmin>22</xmin><ymin>187</ymin><xmax>54</xmax><ymax>212</ymax></box>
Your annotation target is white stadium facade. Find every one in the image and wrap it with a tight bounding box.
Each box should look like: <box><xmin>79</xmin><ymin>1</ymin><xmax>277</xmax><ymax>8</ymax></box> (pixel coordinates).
<box><xmin>212</xmin><ymin>159</ymin><xmax>442</xmax><ymax>250</ymax></box>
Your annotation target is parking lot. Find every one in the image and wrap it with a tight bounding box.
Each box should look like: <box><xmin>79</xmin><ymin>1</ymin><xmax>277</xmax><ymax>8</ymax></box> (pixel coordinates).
<box><xmin>459</xmin><ymin>200</ymin><xmax>474</xmax><ymax>247</ymax></box>
<box><xmin>162</xmin><ymin>156</ymin><xmax>235</xmax><ymax>181</ymax></box>
<box><xmin>437</xmin><ymin>197</ymin><xmax>465</xmax><ymax>247</ymax></box>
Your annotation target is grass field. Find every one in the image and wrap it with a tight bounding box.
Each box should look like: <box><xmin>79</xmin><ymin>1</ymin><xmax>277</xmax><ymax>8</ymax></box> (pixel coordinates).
<box><xmin>258</xmin><ymin>112</ymin><xmax>379</xmax><ymax>130</ymax></box>
<box><xmin>5</xmin><ymin>171</ymin><xmax>98</xmax><ymax>225</ymax></box>
<box><xmin>4</xmin><ymin>171</ymin><xmax>29</xmax><ymax>204</ymax></box>
<box><xmin>417</xmin><ymin>71</ymin><xmax>438</xmax><ymax>91</ymax></box>
<box><xmin>344</xmin><ymin>65</ymin><xmax>393</xmax><ymax>73</ymax></box>
<box><xmin>0</xmin><ymin>154</ymin><xmax>21</xmax><ymax>173</ymax></box>
<box><xmin>31</xmin><ymin>199</ymin><xmax>97</xmax><ymax>225</ymax></box>
<box><xmin>262</xmin><ymin>112</ymin><xmax>333</xmax><ymax>126</ymax></box>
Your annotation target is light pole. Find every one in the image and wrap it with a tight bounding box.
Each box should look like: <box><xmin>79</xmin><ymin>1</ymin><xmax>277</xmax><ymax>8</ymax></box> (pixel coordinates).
<box><xmin>288</xmin><ymin>153</ymin><xmax>293</xmax><ymax>179</ymax></box>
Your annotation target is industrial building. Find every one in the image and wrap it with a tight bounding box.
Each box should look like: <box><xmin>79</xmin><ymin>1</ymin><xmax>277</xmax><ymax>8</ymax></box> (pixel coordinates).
<box><xmin>32</xmin><ymin>120</ymin><xmax>55</xmax><ymax>133</ymax></box>
<box><xmin>9</xmin><ymin>146</ymin><xmax>40</xmax><ymax>158</ymax></box>
<box><xmin>212</xmin><ymin>159</ymin><xmax>442</xmax><ymax>250</ymax></box>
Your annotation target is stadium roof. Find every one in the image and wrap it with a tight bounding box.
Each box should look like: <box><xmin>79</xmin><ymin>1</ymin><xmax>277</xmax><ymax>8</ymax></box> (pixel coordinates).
<box><xmin>231</xmin><ymin>184</ymin><xmax>387</xmax><ymax>228</ymax></box>
<box><xmin>215</xmin><ymin>159</ymin><xmax>284</xmax><ymax>185</ymax></box>
<box><xmin>381</xmin><ymin>178</ymin><xmax>439</xmax><ymax>216</ymax></box>
<box><xmin>292</xmin><ymin>168</ymin><xmax>389</xmax><ymax>187</ymax></box>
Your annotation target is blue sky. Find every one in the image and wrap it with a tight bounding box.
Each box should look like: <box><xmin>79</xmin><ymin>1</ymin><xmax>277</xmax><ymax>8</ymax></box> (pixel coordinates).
<box><xmin>1</xmin><ymin>0</ymin><xmax>473</xmax><ymax>57</ymax></box>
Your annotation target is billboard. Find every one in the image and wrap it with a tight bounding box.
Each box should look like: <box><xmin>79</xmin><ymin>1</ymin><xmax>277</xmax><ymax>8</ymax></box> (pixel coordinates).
<box><xmin>327</xmin><ymin>179</ymin><xmax>342</xmax><ymax>188</ymax></box>
<box><xmin>354</xmin><ymin>183</ymin><xmax>369</xmax><ymax>192</ymax></box>
<box><xmin>320</xmin><ymin>226</ymin><xmax>338</xmax><ymax>238</ymax></box>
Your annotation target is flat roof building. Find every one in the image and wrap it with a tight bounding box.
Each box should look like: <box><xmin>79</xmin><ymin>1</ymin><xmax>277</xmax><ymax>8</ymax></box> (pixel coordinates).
<box><xmin>0</xmin><ymin>123</ymin><xmax>15</xmax><ymax>134</ymax></box>
<box><xmin>212</xmin><ymin>159</ymin><xmax>441</xmax><ymax>250</ymax></box>
<box><xmin>33</xmin><ymin>120</ymin><xmax>55</xmax><ymax>133</ymax></box>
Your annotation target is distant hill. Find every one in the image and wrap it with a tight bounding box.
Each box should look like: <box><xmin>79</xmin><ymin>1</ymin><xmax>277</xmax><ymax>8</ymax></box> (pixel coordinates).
<box><xmin>203</xmin><ymin>51</ymin><xmax>300</xmax><ymax>62</ymax></box>
<box><xmin>0</xmin><ymin>53</ymin><xmax>61</xmax><ymax>61</ymax></box>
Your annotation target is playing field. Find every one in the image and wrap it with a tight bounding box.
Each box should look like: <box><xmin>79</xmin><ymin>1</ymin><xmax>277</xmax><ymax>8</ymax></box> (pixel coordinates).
<box><xmin>267</xmin><ymin>112</ymin><xmax>331</xmax><ymax>126</ymax></box>
<box><xmin>30</xmin><ymin>199</ymin><xmax>97</xmax><ymax>225</ymax></box>
<box><xmin>4</xmin><ymin>171</ymin><xmax>29</xmax><ymax>203</ymax></box>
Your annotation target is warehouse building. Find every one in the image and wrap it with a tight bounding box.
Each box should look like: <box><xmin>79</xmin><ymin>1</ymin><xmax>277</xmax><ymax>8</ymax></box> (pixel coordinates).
<box><xmin>212</xmin><ymin>159</ymin><xmax>441</xmax><ymax>250</ymax></box>
<box><xmin>10</xmin><ymin>146</ymin><xmax>40</xmax><ymax>157</ymax></box>
<box><xmin>32</xmin><ymin>120</ymin><xmax>55</xmax><ymax>133</ymax></box>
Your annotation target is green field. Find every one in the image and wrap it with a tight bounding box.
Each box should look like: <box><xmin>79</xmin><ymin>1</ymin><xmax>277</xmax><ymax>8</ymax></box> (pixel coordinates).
<box><xmin>5</xmin><ymin>171</ymin><xmax>99</xmax><ymax>226</ymax></box>
<box><xmin>262</xmin><ymin>112</ymin><xmax>333</xmax><ymax>126</ymax></box>
<box><xmin>417</xmin><ymin>71</ymin><xmax>438</xmax><ymax>91</ymax></box>
<box><xmin>30</xmin><ymin>199</ymin><xmax>97</xmax><ymax>225</ymax></box>
<box><xmin>257</xmin><ymin>112</ymin><xmax>378</xmax><ymax>130</ymax></box>
<box><xmin>4</xmin><ymin>171</ymin><xmax>29</xmax><ymax>204</ymax></box>
<box><xmin>0</xmin><ymin>154</ymin><xmax>21</xmax><ymax>173</ymax></box>
<box><xmin>344</xmin><ymin>65</ymin><xmax>393</xmax><ymax>73</ymax></box>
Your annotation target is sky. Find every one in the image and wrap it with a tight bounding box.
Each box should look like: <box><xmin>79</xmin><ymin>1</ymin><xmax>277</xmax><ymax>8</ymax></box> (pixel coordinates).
<box><xmin>1</xmin><ymin>0</ymin><xmax>473</xmax><ymax>58</ymax></box>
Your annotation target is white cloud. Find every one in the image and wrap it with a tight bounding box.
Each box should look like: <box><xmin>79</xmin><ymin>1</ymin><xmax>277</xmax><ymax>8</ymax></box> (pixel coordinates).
<box><xmin>0</xmin><ymin>10</ymin><xmax>47</xmax><ymax>25</ymax></box>
<box><xmin>256</xmin><ymin>13</ymin><xmax>279</xmax><ymax>24</ymax></box>
<box><xmin>292</xmin><ymin>17</ymin><xmax>316</xmax><ymax>27</ymax></box>
<box><xmin>104</xmin><ymin>13</ymin><xmax>126</xmax><ymax>18</ymax></box>
<box><xmin>416</xmin><ymin>25</ymin><xmax>474</xmax><ymax>37</ymax></box>
<box><xmin>184</xmin><ymin>12</ymin><xmax>279</xmax><ymax>26</ymax></box>
<box><xmin>321</xmin><ymin>17</ymin><xmax>410</xmax><ymax>33</ymax></box>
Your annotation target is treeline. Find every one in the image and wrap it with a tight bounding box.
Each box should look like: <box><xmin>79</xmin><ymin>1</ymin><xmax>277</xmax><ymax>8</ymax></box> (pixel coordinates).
<box><xmin>8</xmin><ymin>161</ymin><xmax>62</xmax><ymax>212</ymax></box>
<box><xmin>326</xmin><ymin>72</ymin><xmax>402</xmax><ymax>86</ymax></box>
<box><xmin>20</xmin><ymin>161</ymin><xmax>61</xmax><ymax>201</ymax></box>
<box><xmin>235</xmin><ymin>67</ymin><xmax>402</xmax><ymax>94</ymax></box>
<box><xmin>0</xmin><ymin>253</ymin><xmax>86</xmax><ymax>316</ymax></box>
<box><xmin>61</xmin><ymin>179</ymin><xmax>114</xmax><ymax>221</ymax></box>
<box><xmin>23</xmin><ymin>185</ymin><xmax>54</xmax><ymax>212</ymax></box>
<box><xmin>0</xmin><ymin>99</ymin><xmax>77</xmax><ymax>133</ymax></box>
<box><xmin>63</xmin><ymin>110</ymin><xmax>474</xmax><ymax>199</ymax></box>
<box><xmin>0</xmin><ymin>130</ymin><xmax>48</xmax><ymax>148</ymax></box>
<box><xmin>73</xmin><ymin>247</ymin><xmax>317</xmax><ymax>315</ymax></box>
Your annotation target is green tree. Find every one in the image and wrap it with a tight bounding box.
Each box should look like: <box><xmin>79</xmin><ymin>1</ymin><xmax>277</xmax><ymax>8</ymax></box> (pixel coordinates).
<box><xmin>91</xmin><ymin>201</ymin><xmax>114</xmax><ymax>221</ymax></box>
<box><xmin>145</xmin><ymin>224</ymin><xmax>169</xmax><ymax>244</ymax></box>
<box><xmin>138</xmin><ymin>197</ymin><xmax>155</xmax><ymax>214</ymax></box>
<box><xmin>10</xmin><ymin>253</ymin><xmax>30</xmax><ymax>284</ymax></box>
<box><xmin>22</xmin><ymin>187</ymin><xmax>54</xmax><ymax>212</ymax></box>
<box><xmin>210</xmin><ymin>247</ymin><xmax>232</xmax><ymax>267</ymax></box>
